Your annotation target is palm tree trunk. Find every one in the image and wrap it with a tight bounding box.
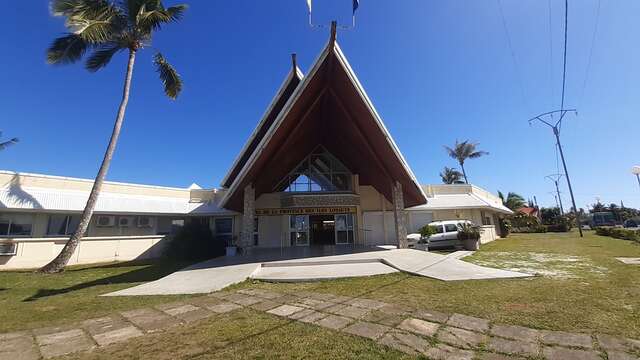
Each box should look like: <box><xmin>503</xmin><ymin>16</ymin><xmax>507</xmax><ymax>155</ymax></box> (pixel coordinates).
<box><xmin>460</xmin><ymin>163</ymin><xmax>469</xmax><ymax>184</ymax></box>
<box><xmin>40</xmin><ymin>50</ymin><xmax>137</xmax><ymax>273</ymax></box>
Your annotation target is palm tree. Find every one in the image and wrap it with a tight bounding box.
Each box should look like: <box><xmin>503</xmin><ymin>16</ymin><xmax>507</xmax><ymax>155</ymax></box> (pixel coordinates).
<box><xmin>40</xmin><ymin>0</ymin><xmax>187</xmax><ymax>273</ymax></box>
<box><xmin>498</xmin><ymin>191</ymin><xmax>526</xmax><ymax>211</ymax></box>
<box><xmin>444</xmin><ymin>140</ymin><xmax>488</xmax><ymax>184</ymax></box>
<box><xmin>0</xmin><ymin>131</ymin><xmax>18</xmax><ymax>151</ymax></box>
<box><xmin>439</xmin><ymin>167</ymin><xmax>464</xmax><ymax>184</ymax></box>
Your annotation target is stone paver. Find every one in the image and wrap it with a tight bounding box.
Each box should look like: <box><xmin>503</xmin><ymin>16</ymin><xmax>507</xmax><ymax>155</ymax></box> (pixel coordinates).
<box><xmin>476</xmin><ymin>353</ymin><xmax>526</xmax><ymax>360</ymax></box>
<box><xmin>206</xmin><ymin>302</ymin><xmax>242</xmax><ymax>314</ymax></box>
<box><xmin>314</xmin><ymin>315</ymin><xmax>352</xmax><ymax>330</ymax></box>
<box><xmin>267</xmin><ymin>304</ymin><xmax>304</xmax><ymax>317</ymax></box>
<box><xmin>437</xmin><ymin>326</ymin><xmax>488</xmax><ymax>349</ymax></box>
<box><xmin>157</xmin><ymin>303</ymin><xmax>201</xmax><ymax>316</ymax></box>
<box><xmin>298</xmin><ymin>311</ymin><xmax>328</xmax><ymax>324</ymax></box>
<box><xmin>607</xmin><ymin>351</ymin><xmax>640</xmax><ymax>360</ymax></box>
<box><xmin>397</xmin><ymin>318</ymin><xmax>440</xmax><ymax>337</ymax></box>
<box><xmin>378</xmin><ymin>331</ymin><xmax>420</xmax><ymax>355</ymax></box>
<box><xmin>597</xmin><ymin>334</ymin><xmax>633</xmax><ymax>352</ymax></box>
<box><xmin>363</xmin><ymin>311</ymin><xmax>406</xmax><ymax>327</ymax></box>
<box><xmin>325</xmin><ymin>304</ymin><xmax>371</xmax><ymax>319</ymax></box>
<box><xmin>174</xmin><ymin>308</ymin><xmax>214</xmax><ymax>323</ymax></box>
<box><xmin>287</xmin><ymin>308</ymin><xmax>316</xmax><ymax>320</ymax></box>
<box><xmin>342</xmin><ymin>321</ymin><xmax>391</xmax><ymax>340</ymax></box>
<box><xmin>225</xmin><ymin>293</ymin><xmax>263</xmax><ymax>306</ymax></box>
<box><xmin>35</xmin><ymin>329</ymin><xmax>95</xmax><ymax>359</ymax></box>
<box><xmin>92</xmin><ymin>326</ymin><xmax>143</xmax><ymax>346</ymax></box>
<box><xmin>346</xmin><ymin>298</ymin><xmax>387</xmax><ymax>310</ymax></box>
<box><xmin>425</xmin><ymin>343</ymin><xmax>475</xmax><ymax>360</ymax></box>
<box><xmin>378</xmin><ymin>303</ymin><xmax>414</xmax><ymax>316</ymax></box>
<box><xmin>487</xmin><ymin>337</ymin><xmax>539</xmax><ymax>356</ymax></box>
<box><xmin>413</xmin><ymin>309</ymin><xmax>449</xmax><ymax>324</ymax></box>
<box><xmin>250</xmin><ymin>300</ymin><xmax>280</xmax><ymax>311</ymax></box>
<box><xmin>542</xmin><ymin>346</ymin><xmax>601</xmax><ymax>360</ymax></box>
<box><xmin>540</xmin><ymin>330</ymin><xmax>593</xmax><ymax>348</ymax></box>
<box><xmin>82</xmin><ymin>316</ymin><xmax>130</xmax><ymax>336</ymax></box>
<box><xmin>490</xmin><ymin>324</ymin><xmax>540</xmax><ymax>342</ymax></box>
<box><xmin>120</xmin><ymin>308</ymin><xmax>180</xmax><ymax>332</ymax></box>
<box><xmin>447</xmin><ymin>313</ymin><xmax>490</xmax><ymax>332</ymax></box>
<box><xmin>0</xmin><ymin>332</ymin><xmax>39</xmax><ymax>360</ymax></box>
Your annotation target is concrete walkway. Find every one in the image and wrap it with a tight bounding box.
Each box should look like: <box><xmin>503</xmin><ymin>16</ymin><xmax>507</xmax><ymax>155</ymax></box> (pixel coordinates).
<box><xmin>5</xmin><ymin>289</ymin><xmax>639</xmax><ymax>359</ymax></box>
<box><xmin>106</xmin><ymin>247</ymin><xmax>531</xmax><ymax>296</ymax></box>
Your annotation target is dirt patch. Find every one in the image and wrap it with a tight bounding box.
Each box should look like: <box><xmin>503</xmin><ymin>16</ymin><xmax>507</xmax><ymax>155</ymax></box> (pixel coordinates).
<box><xmin>467</xmin><ymin>252</ymin><xmax>609</xmax><ymax>279</ymax></box>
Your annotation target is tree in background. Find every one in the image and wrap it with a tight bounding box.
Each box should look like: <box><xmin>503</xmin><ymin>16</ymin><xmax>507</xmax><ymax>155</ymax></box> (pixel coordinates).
<box><xmin>439</xmin><ymin>167</ymin><xmax>464</xmax><ymax>184</ymax></box>
<box><xmin>444</xmin><ymin>140</ymin><xmax>488</xmax><ymax>184</ymax></box>
<box><xmin>40</xmin><ymin>0</ymin><xmax>187</xmax><ymax>273</ymax></box>
<box><xmin>498</xmin><ymin>191</ymin><xmax>526</xmax><ymax>211</ymax></box>
<box><xmin>0</xmin><ymin>131</ymin><xmax>19</xmax><ymax>151</ymax></box>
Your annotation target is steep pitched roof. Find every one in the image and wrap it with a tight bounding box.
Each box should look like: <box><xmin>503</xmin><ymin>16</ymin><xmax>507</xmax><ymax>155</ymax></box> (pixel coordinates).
<box><xmin>220</xmin><ymin>33</ymin><xmax>427</xmax><ymax>211</ymax></box>
<box><xmin>220</xmin><ymin>64</ymin><xmax>304</xmax><ymax>188</ymax></box>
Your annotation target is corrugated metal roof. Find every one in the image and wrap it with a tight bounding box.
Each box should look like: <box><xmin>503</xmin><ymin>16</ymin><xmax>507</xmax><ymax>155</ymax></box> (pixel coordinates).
<box><xmin>0</xmin><ymin>186</ymin><xmax>232</xmax><ymax>215</ymax></box>
<box><xmin>407</xmin><ymin>193</ymin><xmax>513</xmax><ymax>214</ymax></box>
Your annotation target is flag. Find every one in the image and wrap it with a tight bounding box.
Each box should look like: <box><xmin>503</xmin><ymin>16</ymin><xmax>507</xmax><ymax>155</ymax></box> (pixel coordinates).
<box><xmin>306</xmin><ymin>0</ymin><xmax>312</xmax><ymax>14</ymax></box>
<box><xmin>352</xmin><ymin>0</ymin><xmax>359</xmax><ymax>15</ymax></box>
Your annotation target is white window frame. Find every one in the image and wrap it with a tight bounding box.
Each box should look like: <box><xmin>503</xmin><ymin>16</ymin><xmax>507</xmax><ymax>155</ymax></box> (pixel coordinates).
<box><xmin>46</xmin><ymin>214</ymin><xmax>81</xmax><ymax>236</ymax></box>
<box><xmin>0</xmin><ymin>214</ymin><xmax>34</xmax><ymax>238</ymax></box>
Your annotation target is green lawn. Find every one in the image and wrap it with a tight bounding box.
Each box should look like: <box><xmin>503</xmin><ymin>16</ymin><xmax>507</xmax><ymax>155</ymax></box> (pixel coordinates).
<box><xmin>230</xmin><ymin>230</ymin><xmax>640</xmax><ymax>339</ymax></box>
<box><xmin>0</xmin><ymin>259</ymin><xmax>195</xmax><ymax>333</ymax></box>
<box><xmin>2</xmin><ymin>230</ymin><xmax>639</xmax><ymax>342</ymax></box>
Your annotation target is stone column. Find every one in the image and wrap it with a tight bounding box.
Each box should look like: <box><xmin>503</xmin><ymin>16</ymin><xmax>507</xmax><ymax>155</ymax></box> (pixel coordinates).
<box><xmin>392</xmin><ymin>181</ymin><xmax>408</xmax><ymax>249</ymax></box>
<box><xmin>241</xmin><ymin>184</ymin><xmax>255</xmax><ymax>251</ymax></box>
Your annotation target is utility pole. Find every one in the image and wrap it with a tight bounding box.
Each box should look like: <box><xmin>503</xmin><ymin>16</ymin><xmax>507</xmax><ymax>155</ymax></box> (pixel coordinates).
<box><xmin>545</xmin><ymin>174</ymin><xmax>565</xmax><ymax>215</ymax></box>
<box><xmin>529</xmin><ymin>110</ymin><xmax>583</xmax><ymax>237</ymax></box>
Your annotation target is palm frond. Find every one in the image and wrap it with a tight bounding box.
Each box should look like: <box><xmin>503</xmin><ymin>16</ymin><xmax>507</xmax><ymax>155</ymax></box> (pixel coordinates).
<box><xmin>0</xmin><ymin>138</ymin><xmax>19</xmax><ymax>151</ymax></box>
<box><xmin>86</xmin><ymin>43</ymin><xmax>124</xmax><ymax>72</ymax></box>
<box><xmin>47</xmin><ymin>34</ymin><xmax>89</xmax><ymax>64</ymax></box>
<box><xmin>153</xmin><ymin>52</ymin><xmax>182</xmax><ymax>99</ymax></box>
<box><xmin>137</xmin><ymin>4</ymin><xmax>187</xmax><ymax>33</ymax></box>
<box><xmin>468</xmin><ymin>150</ymin><xmax>489</xmax><ymax>158</ymax></box>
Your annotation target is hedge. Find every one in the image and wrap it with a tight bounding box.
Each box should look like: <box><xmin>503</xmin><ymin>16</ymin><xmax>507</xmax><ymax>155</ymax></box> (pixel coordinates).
<box><xmin>594</xmin><ymin>227</ymin><xmax>640</xmax><ymax>243</ymax></box>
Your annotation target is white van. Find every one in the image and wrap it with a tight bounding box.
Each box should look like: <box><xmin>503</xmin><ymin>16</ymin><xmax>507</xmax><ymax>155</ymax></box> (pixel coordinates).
<box><xmin>408</xmin><ymin>220</ymin><xmax>474</xmax><ymax>249</ymax></box>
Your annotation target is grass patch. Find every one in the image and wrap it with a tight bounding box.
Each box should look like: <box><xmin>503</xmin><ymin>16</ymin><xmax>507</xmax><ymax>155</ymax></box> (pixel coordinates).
<box><xmin>58</xmin><ymin>308</ymin><xmax>414</xmax><ymax>360</ymax></box>
<box><xmin>231</xmin><ymin>231</ymin><xmax>640</xmax><ymax>339</ymax></box>
<box><xmin>0</xmin><ymin>259</ymin><xmax>195</xmax><ymax>332</ymax></box>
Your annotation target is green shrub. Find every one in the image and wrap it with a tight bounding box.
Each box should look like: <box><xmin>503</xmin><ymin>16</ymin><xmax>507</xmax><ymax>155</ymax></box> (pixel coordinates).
<box><xmin>164</xmin><ymin>221</ymin><xmax>225</xmax><ymax>261</ymax></box>
<box><xmin>595</xmin><ymin>227</ymin><xmax>640</xmax><ymax>243</ymax></box>
<box><xmin>457</xmin><ymin>223</ymin><xmax>481</xmax><ymax>240</ymax></box>
<box><xmin>419</xmin><ymin>225</ymin><xmax>438</xmax><ymax>239</ymax></box>
<box><xmin>546</xmin><ymin>223</ymin><xmax>570</xmax><ymax>232</ymax></box>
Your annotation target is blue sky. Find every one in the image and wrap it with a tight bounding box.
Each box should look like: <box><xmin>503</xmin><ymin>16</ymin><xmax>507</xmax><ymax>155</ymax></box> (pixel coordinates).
<box><xmin>1</xmin><ymin>0</ymin><xmax>639</xmax><ymax>210</ymax></box>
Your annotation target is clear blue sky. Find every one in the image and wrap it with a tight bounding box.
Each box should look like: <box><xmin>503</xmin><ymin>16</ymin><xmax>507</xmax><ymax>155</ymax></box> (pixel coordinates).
<box><xmin>1</xmin><ymin>0</ymin><xmax>639</xmax><ymax>210</ymax></box>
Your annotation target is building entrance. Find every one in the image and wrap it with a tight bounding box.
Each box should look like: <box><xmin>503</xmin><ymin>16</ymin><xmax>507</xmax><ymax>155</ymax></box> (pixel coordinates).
<box><xmin>310</xmin><ymin>215</ymin><xmax>335</xmax><ymax>245</ymax></box>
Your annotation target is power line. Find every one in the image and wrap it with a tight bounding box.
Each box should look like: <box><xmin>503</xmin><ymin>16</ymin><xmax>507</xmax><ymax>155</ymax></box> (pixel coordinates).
<box><xmin>579</xmin><ymin>0</ymin><xmax>601</xmax><ymax>107</ymax></box>
<box><xmin>548</xmin><ymin>0</ymin><xmax>554</xmax><ymax>109</ymax></box>
<box><xmin>560</xmin><ymin>0</ymin><xmax>569</xmax><ymax>114</ymax></box>
<box><xmin>497</xmin><ymin>0</ymin><xmax>529</xmax><ymax>112</ymax></box>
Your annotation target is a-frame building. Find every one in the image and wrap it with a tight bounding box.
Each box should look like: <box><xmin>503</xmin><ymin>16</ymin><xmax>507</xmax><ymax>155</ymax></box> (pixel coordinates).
<box><xmin>219</xmin><ymin>23</ymin><xmax>427</xmax><ymax>249</ymax></box>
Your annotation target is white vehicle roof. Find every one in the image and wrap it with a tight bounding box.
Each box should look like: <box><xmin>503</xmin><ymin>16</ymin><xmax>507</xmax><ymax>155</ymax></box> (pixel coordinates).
<box><xmin>428</xmin><ymin>220</ymin><xmax>473</xmax><ymax>226</ymax></box>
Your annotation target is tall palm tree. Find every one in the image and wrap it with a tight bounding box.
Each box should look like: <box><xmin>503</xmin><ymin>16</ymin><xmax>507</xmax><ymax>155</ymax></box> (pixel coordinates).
<box><xmin>444</xmin><ymin>140</ymin><xmax>488</xmax><ymax>184</ymax></box>
<box><xmin>40</xmin><ymin>0</ymin><xmax>187</xmax><ymax>273</ymax></box>
<box><xmin>439</xmin><ymin>166</ymin><xmax>464</xmax><ymax>184</ymax></box>
<box><xmin>498</xmin><ymin>191</ymin><xmax>526</xmax><ymax>211</ymax></box>
<box><xmin>0</xmin><ymin>131</ymin><xmax>19</xmax><ymax>151</ymax></box>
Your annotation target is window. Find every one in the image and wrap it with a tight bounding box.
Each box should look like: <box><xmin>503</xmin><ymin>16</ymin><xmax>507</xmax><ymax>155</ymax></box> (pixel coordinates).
<box><xmin>253</xmin><ymin>217</ymin><xmax>259</xmax><ymax>246</ymax></box>
<box><xmin>0</xmin><ymin>213</ymin><xmax>33</xmax><ymax>237</ymax></box>
<box><xmin>275</xmin><ymin>147</ymin><xmax>352</xmax><ymax>193</ymax></box>
<box><xmin>444</xmin><ymin>224</ymin><xmax>458</xmax><ymax>233</ymax></box>
<box><xmin>214</xmin><ymin>218</ymin><xmax>233</xmax><ymax>245</ymax></box>
<box><xmin>289</xmin><ymin>215</ymin><xmax>309</xmax><ymax>246</ymax></box>
<box><xmin>434</xmin><ymin>225</ymin><xmax>444</xmax><ymax>234</ymax></box>
<box><xmin>481</xmin><ymin>211</ymin><xmax>491</xmax><ymax>226</ymax></box>
<box><xmin>137</xmin><ymin>216</ymin><xmax>153</xmax><ymax>228</ymax></box>
<box><xmin>335</xmin><ymin>214</ymin><xmax>355</xmax><ymax>244</ymax></box>
<box><xmin>47</xmin><ymin>215</ymin><xmax>81</xmax><ymax>236</ymax></box>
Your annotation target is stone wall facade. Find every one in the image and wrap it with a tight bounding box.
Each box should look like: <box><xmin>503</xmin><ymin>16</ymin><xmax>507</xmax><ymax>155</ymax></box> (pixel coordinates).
<box><xmin>241</xmin><ymin>184</ymin><xmax>255</xmax><ymax>249</ymax></box>
<box><xmin>392</xmin><ymin>181</ymin><xmax>408</xmax><ymax>248</ymax></box>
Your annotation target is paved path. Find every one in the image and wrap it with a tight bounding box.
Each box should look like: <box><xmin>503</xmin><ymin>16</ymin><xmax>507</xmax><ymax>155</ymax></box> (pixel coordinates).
<box><xmin>106</xmin><ymin>248</ymin><xmax>531</xmax><ymax>296</ymax></box>
<box><xmin>3</xmin><ymin>289</ymin><xmax>639</xmax><ymax>359</ymax></box>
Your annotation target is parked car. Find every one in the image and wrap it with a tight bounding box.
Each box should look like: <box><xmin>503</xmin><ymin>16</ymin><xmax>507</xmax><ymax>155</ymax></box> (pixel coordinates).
<box><xmin>623</xmin><ymin>217</ymin><xmax>640</xmax><ymax>229</ymax></box>
<box><xmin>407</xmin><ymin>220</ymin><xmax>475</xmax><ymax>249</ymax></box>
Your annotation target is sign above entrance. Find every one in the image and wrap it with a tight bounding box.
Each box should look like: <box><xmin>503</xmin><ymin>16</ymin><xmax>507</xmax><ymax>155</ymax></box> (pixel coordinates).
<box><xmin>256</xmin><ymin>207</ymin><xmax>357</xmax><ymax>216</ymax></box>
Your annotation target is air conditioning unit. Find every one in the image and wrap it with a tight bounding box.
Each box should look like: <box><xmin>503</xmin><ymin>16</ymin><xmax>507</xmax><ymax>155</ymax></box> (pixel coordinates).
<box><xmin>137</xmin><ymin>216</ymin><xmax>153</xmax><ymax>228</ymax></box>
<box><xmin>0</xmin><ymin>242</ymin><xmax>17</xmax><ymax>256</ymax></box>
<box><xmin>118</xmin><ymin>216</ymin><xmax>133</xmax><ymax>228</ymax></box>
<box><xmin>96</xmin><ymin>215</ymin><xmax>115</xmax><ymax>227</ymax></box>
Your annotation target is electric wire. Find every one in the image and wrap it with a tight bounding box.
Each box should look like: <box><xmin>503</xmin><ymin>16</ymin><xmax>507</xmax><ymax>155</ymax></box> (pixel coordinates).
<box><xmin>579</xmin><ymin>0</ymin><xmax>601</xmax><ymax>108</ymax></box>
<box><xmin>497</xmin><ymin>0</ymin><xmax>529</xmax><ymax>112</ymax></box>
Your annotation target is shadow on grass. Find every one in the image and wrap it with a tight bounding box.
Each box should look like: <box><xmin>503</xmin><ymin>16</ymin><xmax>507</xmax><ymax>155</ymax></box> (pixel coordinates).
<box><xmin>22</xmin><ymin>259</ymin><xmax>193</xmax><ymax>302</ymax></box>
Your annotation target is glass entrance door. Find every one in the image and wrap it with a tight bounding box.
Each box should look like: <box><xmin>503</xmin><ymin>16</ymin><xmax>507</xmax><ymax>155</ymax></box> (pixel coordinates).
<box><xmin>289</xmin><ymin>215</ymin><xmax>309</xmax><ymax>246</ymax></box>
<box><xmin>335</xmin><ymin>214</ymin><xmax>355</xmax><ymax>245</ymax></box>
